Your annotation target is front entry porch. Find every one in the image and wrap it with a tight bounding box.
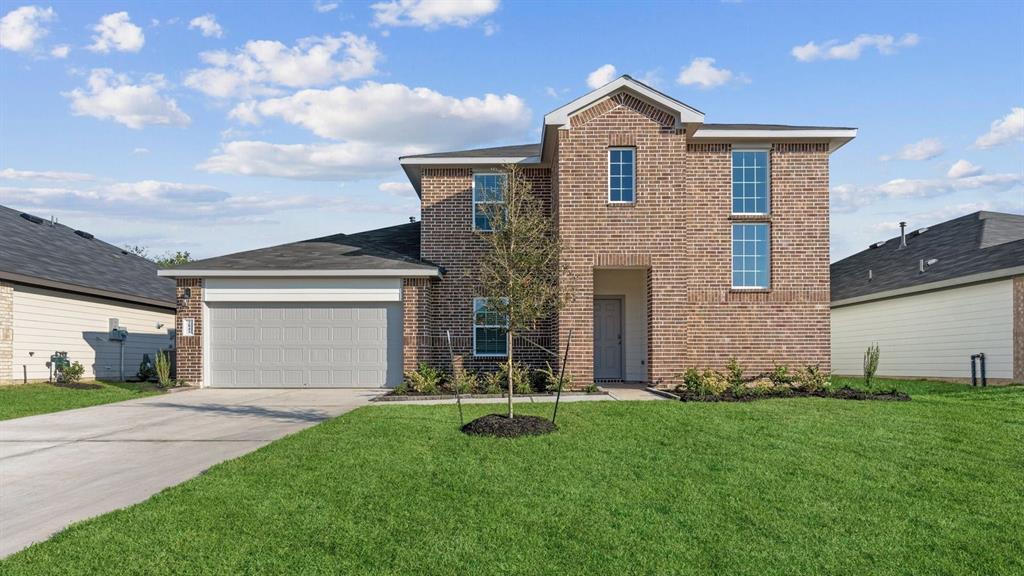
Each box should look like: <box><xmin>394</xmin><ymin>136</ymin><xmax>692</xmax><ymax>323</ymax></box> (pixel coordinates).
<box><xmin>593</xmin><ymin>268</ymin><xmax>648</xmax><ymax>383</ymax></box>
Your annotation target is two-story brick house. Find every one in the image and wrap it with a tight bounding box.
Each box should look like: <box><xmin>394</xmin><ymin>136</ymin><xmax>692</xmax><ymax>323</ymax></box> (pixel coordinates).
<box><xmin>161</xmin><ymin>76</ymin><xmax>855</xmax><ymax>388</ymax></box>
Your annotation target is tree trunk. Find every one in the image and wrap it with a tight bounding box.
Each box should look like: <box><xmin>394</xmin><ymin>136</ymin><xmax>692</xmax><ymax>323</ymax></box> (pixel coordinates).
<box><xmin>507</xmin><ymin>331</ymin><xmax>514</xmax><ymax>419</ymax></box>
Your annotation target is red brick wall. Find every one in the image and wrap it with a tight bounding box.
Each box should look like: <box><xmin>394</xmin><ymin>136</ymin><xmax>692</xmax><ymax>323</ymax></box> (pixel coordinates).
<box><xmin>174</xmin><ymin>278</ymin><xmax>203</xmax><ymax>385</ymax></box>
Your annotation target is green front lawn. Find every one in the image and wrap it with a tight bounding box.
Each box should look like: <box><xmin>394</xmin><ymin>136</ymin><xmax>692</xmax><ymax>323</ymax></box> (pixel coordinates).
<box><xmin>4</xmin><ymin>378</ymin><xmax>1022</xmax><ymax>575</ymax></box>
<box><xmin>0</xmin><ymin>381</ymin><xmax>163</xmax><ymax>421</ymax></box>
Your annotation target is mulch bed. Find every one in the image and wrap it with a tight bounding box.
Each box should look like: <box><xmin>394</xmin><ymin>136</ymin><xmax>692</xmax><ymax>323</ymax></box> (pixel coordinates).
<box><xmin>461</xmin><ymin>414</ymin><xmax>558</xmax><ymax>438</ymax></box>
<box><xmin>673</xmin><ymin>386</ymin><xmax>910</xmax><ymax>403</ymax></box>
<box><xmin>52</xmin><ymin>382</ymin><xmax>103</xmax><ymax>390</ymax></box>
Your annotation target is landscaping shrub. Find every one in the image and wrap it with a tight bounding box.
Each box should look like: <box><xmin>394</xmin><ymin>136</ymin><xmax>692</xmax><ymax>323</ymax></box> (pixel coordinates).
<box><xmin>746</xmin><ymin>378</ymin><xmax>775</xmax><ymax>396</ymax></box>
<box><xmin>450</xmin><ymin>369</ymin><xmax>478</xmax><ymax>395</ymax></box>
<box><xmin>725</xmin><ymin>358</ymin><xmax>745</xmax><ymax>393</ymax></box>
<box><xmin>136</xmin><ymin>355</ymin><xmax>156</xmax><ymax>382</ymax></box>
<box><xmin>796</xmin><ymin>364</ymin><xmax>830</xmax><ymax>392</ymax></box>
<box><xmin>155</xmin><ymin>350</ymin><xmax>172</xmax><ymax>388</ymax></box>
<box><xmin>497</xmin><ymin>361</ymin><xmax>533</xmax><ymax>395</ymax></box>
<box><xmin>480</xmin><ymin>370</ymin><xmax>504</xmax><ymax>395</ymax></box>
<box><xmin>403</xmin><ymin>363</ymin><xmax>446</xmax><ymax>394</ymax></box>
<box><xmin>60</xmin><ymin>361</ymin><xmax>85</xmax><ymax>385</ymax></box>
<box><xmin>768</xmin><ymin>363</ymin><xmax>794</xmax><ymax>387</ymax></box>
<box><xmin>863</xmin><ymin>343</ymin><xmax>880</xmax><ymax>390</ymax></box>
<box><xmin>684</xmin><ymin>369</ymin><xmax>729</xmax><ymax>396</ymax></box>
<box><xmin>537</xmin><ymin>362</ymin><xmax>573</xmax><ymax>393</ymax></box>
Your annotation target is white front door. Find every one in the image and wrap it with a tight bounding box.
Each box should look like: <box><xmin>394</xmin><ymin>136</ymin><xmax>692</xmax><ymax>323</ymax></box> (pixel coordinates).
<box><xmin>594</xmin><ymin>298</ymin><xmax>623</xmax><ymax>380</ymax></box>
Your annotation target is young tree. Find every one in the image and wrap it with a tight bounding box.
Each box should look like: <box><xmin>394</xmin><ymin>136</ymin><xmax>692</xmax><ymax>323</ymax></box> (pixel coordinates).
<box><xmin>479</xmin><ymin>164</ymin><xmax>569</xmax><ymax>419</ymax></box>
<box><xmin>863</xmin><ymin>343</ymin><xmax>880</xmax><ymax>390</ymax></box>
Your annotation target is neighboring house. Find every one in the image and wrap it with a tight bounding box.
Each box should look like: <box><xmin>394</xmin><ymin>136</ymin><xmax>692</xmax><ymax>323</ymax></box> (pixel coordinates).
<box><xmin>0</xmin><ymin>205</ymin><xmax>176</xmax><ymax>384</ymax></box>
<box><xmin>160</xmin><ymin>75</ymin><xmax>856</xmax><ymax>388</ymax></box>
<box><xmin>831</xmin><ymin>211</ymin><xmax>1024</xmax><ymax>384</ymax></box>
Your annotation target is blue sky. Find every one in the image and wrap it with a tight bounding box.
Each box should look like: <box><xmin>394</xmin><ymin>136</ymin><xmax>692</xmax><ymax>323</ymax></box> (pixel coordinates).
<box><xmin>1</xmin><ymin>0</ymin><xmax>1021</xmax><ymax>261</ymax></box>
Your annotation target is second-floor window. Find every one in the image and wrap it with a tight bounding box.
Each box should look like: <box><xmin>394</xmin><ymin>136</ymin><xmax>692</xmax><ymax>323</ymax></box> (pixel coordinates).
<box><xmin>473</xmin><ymin>173</ymin><xmax>505</xmax><ymax>231</ymax></box>
<box><xmin>732</xmin><ymin>223</ymin><xmax>770</xmax><ymax>289</ymax></box>
<box><xmin>608</xmin><ymin>147</ymin><xmax>635</xmax><ymax>203</ymax></box>
<box><xmin>732</xmin><ymin>149</ymin><xmax>769</xmax><ymax>215</ymax></box>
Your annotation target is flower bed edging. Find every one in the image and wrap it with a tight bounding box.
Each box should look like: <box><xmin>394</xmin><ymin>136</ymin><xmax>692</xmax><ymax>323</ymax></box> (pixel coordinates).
<box><xmin>669</xmin><ymin>386</ymin><xmax>909</xmax><ymax>403</ymax></box>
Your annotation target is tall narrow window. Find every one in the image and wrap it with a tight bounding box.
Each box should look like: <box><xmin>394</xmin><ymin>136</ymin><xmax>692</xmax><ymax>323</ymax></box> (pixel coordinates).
<box><xmin>473</xmin><ymin>173</ymin><xmax>505</xmax><ymax>231</ymax></box>
<box><xmin>732</xmin><ymin>223</ymin><xmax>770</xmax><ymax>289</ymax></box>
<box><xmin>473</xmin><ymin>298</ymin><xmax>508</xmax><ymax>356</ymax></box>
<box><xmin>608</xmin><ymin>147</ymin><xmax>635</xmax><ymax>203</ymax></box>
<box><xmin>732</xmin><ymin>150</ymin><xmax>769</xmax><ymax>214</ymax></box>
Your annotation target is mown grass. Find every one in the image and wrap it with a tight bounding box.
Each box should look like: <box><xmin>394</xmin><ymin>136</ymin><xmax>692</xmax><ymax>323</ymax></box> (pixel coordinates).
<box><xmin>3</xmin><ymin>378</ymin><xmax>1022</xmax><ymax>575</ymax></box>
<box><xmin>0</xmin><ymin>381</ymin><xmax>162</xmax><ymax>420</ymax></box>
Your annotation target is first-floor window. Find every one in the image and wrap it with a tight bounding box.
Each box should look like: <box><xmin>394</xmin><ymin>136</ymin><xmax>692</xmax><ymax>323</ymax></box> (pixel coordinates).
<box><xmin>732</xmin><ymin>223</ymin><xmax>770</xmax><ymax>289</ymax></box>
<box><xmin>473</xmin><ymin>297</ymin><xmax>508</xmax><ymax>356</ymax></box>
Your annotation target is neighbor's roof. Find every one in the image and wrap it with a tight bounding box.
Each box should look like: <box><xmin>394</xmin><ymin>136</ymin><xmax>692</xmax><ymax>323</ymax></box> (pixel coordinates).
<box><xmin>831</xmin><ymin>211</ymin><xmax>1024</xmax><ymax>306</ymax></box>
<box><xmin>400</xmin><ymin>144</ymin><xmax>541</xmax><ymax>161</ymax></box>
<box><xmin>159</xmin><ymin>221</ymin><xmax>440</xmax><ymax>277</ymax></box>
<box><xmin>0</xmin><ymin>204</ymin><xmax>175</xmax><ymax>308</ymax></box>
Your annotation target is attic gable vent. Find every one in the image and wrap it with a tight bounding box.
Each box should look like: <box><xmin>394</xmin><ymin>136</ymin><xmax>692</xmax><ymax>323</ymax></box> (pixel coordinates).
<box><xmin>74</xmin><ymin>230</ymin><xmax>94</xmax><ymax>240</ymax></box>
<box><xmin>19</xmin><ymin>212</ymin><xmax>44</xmax><ymax>225</ymax></box>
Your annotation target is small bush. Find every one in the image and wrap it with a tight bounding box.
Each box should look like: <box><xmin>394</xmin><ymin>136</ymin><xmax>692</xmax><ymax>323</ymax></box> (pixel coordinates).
<box><xmin>768</xmin><ymin>363</ymin><xmax>794</xmax><ymax>387</ymax></box>
<box><xmin>686</xmin><ymin>369</ymin><xmax>729</xmax><ymax>396</ymax></box>
<box><xmin>403</xmin><ymin>362</ymin><xmax>446</xmax><ymax>394</ymax></box>
<box><xmin>497</xmin><ymin>361</ymin><xmax>533</xmax><ymax>395</ymax></box>
<box><xmin>584</xmin><ymin>383</ymin><xmax>600</xmax><ymax>393</ymax></box>
<box><xmin>392</xmin><ymin>381</ymin><xmax>411</xmax><ymax>395</ymax></box>
<box><xmin>480</xmin><ymin>370</ymin><xmax>504</xmax><ymax>395</ymax></box>
<box><xmin>450</xmin><ymin>369</ymin><xmax>478</xmax><ymax>394</ymax></box>
<box><xmin>680</xmin><ymin>367</ymin><xmax>701</xmax><ymax>392</ymax></box>
<box><xmin>745</xmin><ymin>378</ymin><xmax>775</xmax><ymax>396</ymax></box>
<box><xmin>538</xmin><ymin>362</ymin><xmax>573</xmax><ymax>393</ymax></box>
<box><xmin>155</xmin><ymin>350</ymin><xmax>172</xmax><ymax>388</ymax></box>
<box><xmin>136</xmin><ymin>355</ymin><xmax>156</xmax><ymax>382</ymax></box>
<box><xmin>863</xmin><ymin>343</ymin><xmax>880</xmax><ymax>390</ymax></box>
<box><xmin>725</xmin><ymin>358</ymin><xmax>745</xmax><ymax>393</ymax></box>
<box><xmin>796</xmin><ymin>364</ymin><xmax>830</xmax><ymax>392</ymax></box>
<box><xmin>60</xmin><ymin>361</ymin><xmax>85</xmax><ymax>384</ymax></box>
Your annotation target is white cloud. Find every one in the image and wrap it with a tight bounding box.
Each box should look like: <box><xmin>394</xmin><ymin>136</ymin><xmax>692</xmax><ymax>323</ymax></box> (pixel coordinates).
<box><xmin>64</xmin><ymin>69</ymin><xmax>191</xmax><ymax>129</ymax></box>
<box><xmin>0</xmin><ymin>5</ymin><xmax>55</xmax><ymax>52</ymax></box>
<box><xmin>314</xmin><ymin>1</ymin><xmax>339</xmax><ymax>13</ymax></box>
<box><xmin>879</xmin><ymin>137</ymin><xmax>945</xmax><ymax>161</ymax></box>
<box><xmin>132</xmin><ymin>147</ymin><xmax>150</xmax><ymax>155</ymax></box>
<box><xmin>188</xmin><ymin>14</ymin><xmax>223</xmax><ymax>38</ymax></box>
<box><xmin>586</xmin><ymin>64</ymin><xmax>616</xmax><ymax>89</ymax></box>
<box><xmin>832</xmin><ymin>172</ymin><xmax>1022</xmax><ymax>214</ymax></box>
<box><xmin>0</xmin><ymin>167</ymin><xmax>95</xmax><ymax>181</ymax></box>
<box><xmin>378</xmin><ymin>181</ymin><xmax>415</xmax><ymax>196</ymax></box>
<box><xmin>947</xmin><ymin>159</ymin><xmax>983</xmax><ymax>179</ymax></box>
<box><xmin>792</xmin><ymin>33</ymin><xmax>918</xmax><ymax>62</ymax></box>
<box><xmin>482</xmin><ymin>20</ymin><xmax>498</xmax><ymax>36</ymax></box>
<box><xmin>372</xmin><ymin>0</ymin><xmax>499</xmax><ymax>29</ymax></box>
<box><xmin>49</xmin><ymin>43</ymin><xmax>69</xmax><ymax>58</ymax></box>
<box><xmin>244</xmin><ymin>82</ymin><xmax>530</xmax><ymax>145</ymax></box>
<box><xmin>676</xmin><ymin>57</ymin><xmax>746</xmax><ymax>89</ymax></box>
<box><xmin>184</xmin><ymin>33</ymin><xmax>380</xmax><ymax>99</ymax></box>
<box><xmin>89</xmin><ymin>12</ymin><xmax>145</xmax><ymax>53</ymax></box>
<box><xmin>197</xmin><ymin>140</ymin><xmax>412</xmax><ymax>181</ymax></box>
<box><xmin>974</xmin><ymin>107</ymin><xmax>1024</xmax><ymax>149</ymax></box>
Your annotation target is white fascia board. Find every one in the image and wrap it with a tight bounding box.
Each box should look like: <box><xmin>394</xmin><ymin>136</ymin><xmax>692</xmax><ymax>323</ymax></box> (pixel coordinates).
<box><xmin>398</xmin><ymin>156</ymin><xmax>540</xmax><ymax>165</ymax></box>
<box><xmin>158</xmin><ymin>268</ymin><xmax>440</xmax><ymax>278</ymax></box>
<box><xmin>692</xmin><ymin>128</ymin><xmax>858</xmax><ymax>139</ymax></box>
<box><xmin>544</xmin><ymin>76</ymin><xmax>705</xmax><ymax>128</ymax></box>
<box><xmin>830</xmin><ymin>265</ymin><xmax>1024</xmax><ymax>308</ymax></box>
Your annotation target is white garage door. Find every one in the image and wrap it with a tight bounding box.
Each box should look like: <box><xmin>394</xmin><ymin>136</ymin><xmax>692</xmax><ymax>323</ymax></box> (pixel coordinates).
<box><xmin>208</xmin><ymin>302</ymin><xmax>402</xmax><ymax>388</ymax></box>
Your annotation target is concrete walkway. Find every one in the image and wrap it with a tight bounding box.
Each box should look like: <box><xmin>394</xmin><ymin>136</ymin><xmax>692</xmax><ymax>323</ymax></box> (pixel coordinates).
<box><xmin>0</xmin><ymin>388</ymin><xmax>376</xmax><ymax>557</ymax></box>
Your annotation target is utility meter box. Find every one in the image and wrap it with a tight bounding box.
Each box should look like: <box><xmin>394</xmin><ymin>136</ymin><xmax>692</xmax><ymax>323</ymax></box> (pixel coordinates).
<box><xmin>109</xmin><ymin>327</ymin><xmax>128</xmax><ymax>341</ymax></box>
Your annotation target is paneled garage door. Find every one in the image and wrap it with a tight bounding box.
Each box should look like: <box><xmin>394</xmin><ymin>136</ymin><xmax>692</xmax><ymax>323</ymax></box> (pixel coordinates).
<box><xmin>207</xmin><ymin>302</ymin><xmax>402</xmax><ymax>388</ymax></box>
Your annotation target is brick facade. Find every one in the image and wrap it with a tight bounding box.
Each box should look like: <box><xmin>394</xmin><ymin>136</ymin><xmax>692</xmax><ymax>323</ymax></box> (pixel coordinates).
<box><xmin>175</xmin><ymin>278</ymin><xmax>203</xmax><ymax>385</ymax></box>
<box><xmin>0</xmin><ymin>281</ymin><xmax>12</xmax><ymax>384</ymax></box>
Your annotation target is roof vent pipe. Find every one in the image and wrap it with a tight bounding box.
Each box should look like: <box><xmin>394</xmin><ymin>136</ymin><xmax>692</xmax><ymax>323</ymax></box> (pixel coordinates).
<box><xmin>898</xmin><ymin>221</ymin><xmax>907</xmax><ymax>249</ymax></box>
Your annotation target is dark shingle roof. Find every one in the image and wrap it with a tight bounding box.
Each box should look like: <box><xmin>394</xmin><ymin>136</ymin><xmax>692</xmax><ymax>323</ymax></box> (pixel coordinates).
<box><xmin>168</xmin><ymin>221</ymin><xmax>438</xmax><ymax>273</ymax></box>
<box><xmin>400</xmin><ymin>144</ymin><xmax>540</xmax><ymax>160</ymax></box>
<box><xmin>699</xmin><ymin>123</ymin><xmax>855</xmax><ymax>131</ymax></box>
<box><xmin>831</xmin><ymin>211</ymin><xmax>1024</xmax><ymax>303</ymax></box>
<box><xmin>0</xmin><ymin>204</ymin><xmax>175</xmax><ymax>307</ymax></box>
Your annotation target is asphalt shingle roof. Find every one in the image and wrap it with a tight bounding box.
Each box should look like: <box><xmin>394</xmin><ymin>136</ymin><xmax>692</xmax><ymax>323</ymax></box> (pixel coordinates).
<box><xmin>399</xmin><ymin>144</ymin><xmax>540</xmax><ymax>160</ymax></box>
<box><xmin>168</xmin><ymin>221</ymin><xmax>438</xmax><ymax>273</ymax></box>
<box><xmin>831</xmin><ymin>211</ymin><xmax>1024</xmax><ymax>303</ymax></box>
<box><xmin>0</xmin><ymin>204</ymin><xmax>175</xmax><ymax>307</ymax></box>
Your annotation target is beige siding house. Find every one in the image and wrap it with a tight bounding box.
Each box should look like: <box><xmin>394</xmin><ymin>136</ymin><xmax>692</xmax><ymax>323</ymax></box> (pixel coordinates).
<box><xmin>831</xmin><ymin>212</ymin><xmax>1024</xmax><ymax>384</ymax></box>
<box><xmin>0</xmin><ymin>205</ymin><xmax>175</xmax><ymax>384</ymax></box>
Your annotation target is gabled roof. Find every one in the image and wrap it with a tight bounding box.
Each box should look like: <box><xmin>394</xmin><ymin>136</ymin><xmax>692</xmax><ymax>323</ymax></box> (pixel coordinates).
<box><xmin>542</xmin><ymin>75</ymin><xmax>705</xmax><ymax>129</ymax></box>
<box><xmin>0</xmin><ymin>204</ymin><xmax>175</xmax><ymax>308</ymax></box>
<box><xmin>831</xmin><ymin>211</ymin><xmax>1024</xmax><ymax>306</ymax></box>
<box><xmin>159</xmin><ymin>221</ymin><xmax>440</xmax><ymax>278</ymax></box>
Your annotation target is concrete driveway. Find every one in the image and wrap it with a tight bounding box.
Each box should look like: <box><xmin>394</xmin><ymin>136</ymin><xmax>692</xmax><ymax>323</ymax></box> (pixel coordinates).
<box><xmin>0</xmin><ymin>388</ymin><xmax>377</xmax><ymax>557</ymax></box>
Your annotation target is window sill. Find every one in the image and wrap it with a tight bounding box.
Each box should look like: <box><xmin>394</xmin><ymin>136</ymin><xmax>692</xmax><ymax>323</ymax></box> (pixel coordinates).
<box><xmin>607</xmin><ymin>201</ymin><xmax>636</xmax><ymax>207</ymax></box>
<box><xmin>474</xmin><ymin>354</ymin><xmax>508</xmax><ymax>359</ymax></box>
<box><xmin>729</xmin><ymin>213</ymin><xmax>771</xmax><ymax>222</ymax></box>
<box><xmin>729</xmin><ymin>287</ymin><xmax>771</xmax><ymax>293</ymax></box>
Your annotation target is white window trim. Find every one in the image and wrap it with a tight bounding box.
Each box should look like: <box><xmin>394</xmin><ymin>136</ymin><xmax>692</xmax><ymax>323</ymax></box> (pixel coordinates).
<box><xmin>607</xmin><ymin>147</ymin><xmax>636</xmax><ymax>204</ymax></box>
<box><xmin>472</xmin><ymin>297</ymin><xmax>509</xmax><ymax>357</ymax></box>
<box><xmin>731</xmin><ymin>223</ymin><xmax>771</xmax><ymax>290</ymax></box>
<box><xmin>731</xmin><ymin>148</ymin><xmax>771</xmax><ymax>216</ymax></box>
<box><xmin>472</xmin><ymin>172</ymin><xmax>505</xmax><ymax>232</ymax></box>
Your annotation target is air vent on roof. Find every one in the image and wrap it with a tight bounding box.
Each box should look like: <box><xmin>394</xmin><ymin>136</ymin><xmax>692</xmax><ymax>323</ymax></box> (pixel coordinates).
<box><xmin>74</xmin><ymin>230</ymin><xmax>94</xmax><ymax>240</ymax></box>
<box><xmin>19</xmin><ymin>212</ymin><xmax>44</xmax><ymax>225</ymax></box>
<box><xmin>869</xmin><ymin>240</ymin><xmax>886</xmax><ymax>249</ymax></box>
<box><xmin>915</xmin><ymin>227</ymin><xmax>929</xmax><ymax>235</ymax></box>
